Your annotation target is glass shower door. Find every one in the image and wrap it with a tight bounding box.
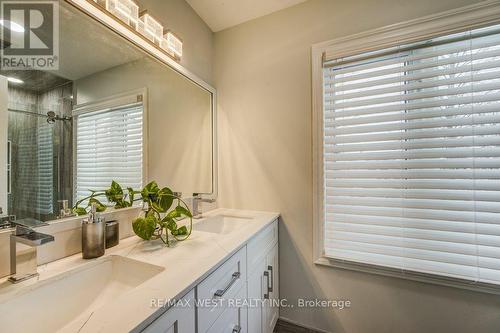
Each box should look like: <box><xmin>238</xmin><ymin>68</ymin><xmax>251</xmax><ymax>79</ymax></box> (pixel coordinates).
<box><xmin>7</xmin><ymin>100</ymin><xmax>72</xmax><ymax>222</ymax></box>
<box><xmin>8</xmin><ymin>107</ymin><xmax>54</xmax><ymax>222</ymax></box>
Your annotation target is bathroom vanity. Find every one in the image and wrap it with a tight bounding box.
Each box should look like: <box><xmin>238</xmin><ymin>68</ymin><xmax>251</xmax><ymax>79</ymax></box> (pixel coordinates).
<box><xmin>0</xmin><ymin>209</ymin><xmax>279</xmax><ymax>333</ymax></box>
<box><xmin>142</xmin><ymin>210</ymin><xmax>279</xmax><ymax>333</ymax></box>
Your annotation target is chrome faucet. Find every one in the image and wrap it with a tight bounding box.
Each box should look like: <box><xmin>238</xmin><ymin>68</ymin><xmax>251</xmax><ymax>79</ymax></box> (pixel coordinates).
<box><xmin>192</xmin><ymin>193</ymin><xmax>215</xmax><ymax>219</ymax></box>
<box><xmin>9</xmin><ymin>223</ymin><xmax>54</xmax><ymax>283</ymax></box>
<box><xmin>58</xmin><ymin>199</ymin><xmax>75</xmax><ymax>219</ymax></box>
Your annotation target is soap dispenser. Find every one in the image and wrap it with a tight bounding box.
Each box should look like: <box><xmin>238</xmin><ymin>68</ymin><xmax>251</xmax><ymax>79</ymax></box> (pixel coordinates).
<box><xmin>82</xmin><ymin>203</ymin><xmax>105</xmax><ymax>259</ymax></box>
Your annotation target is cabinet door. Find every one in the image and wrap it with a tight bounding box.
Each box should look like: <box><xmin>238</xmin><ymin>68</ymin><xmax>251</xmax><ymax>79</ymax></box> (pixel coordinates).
<box><xmin>206</xmin><ymin>284</ymin><xmax>247</xmax><ymax>333</ymax></box>
<box><xmin>247</xmin><ymin>221</ymin><xmax>278</xmax><ymax>273</ymax></box>
<box><xmin>264</xmin><ymin>244</ymin><xmax>279</xmax><ymax>333</ymax></box>
<box><xmin>247</xmin><ymin>244</ymin><xmax>279</xmax><ymax>333</ymax></box>
<box><xmin>142</xmin><ymin>289</ymin><xmax>195</xmax><ymax>333</ymax></box>
<box><xmin>247</xmin><ymin>256</ymin><xmax>266</xmax><ymax>333</ymax></box>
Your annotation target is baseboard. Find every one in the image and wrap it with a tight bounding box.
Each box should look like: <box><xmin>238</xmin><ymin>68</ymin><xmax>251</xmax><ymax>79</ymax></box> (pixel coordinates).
<box><xmin>275</xmin><ymin>317</ymin><xmax>331</xmax><ymax>333</ymax></box>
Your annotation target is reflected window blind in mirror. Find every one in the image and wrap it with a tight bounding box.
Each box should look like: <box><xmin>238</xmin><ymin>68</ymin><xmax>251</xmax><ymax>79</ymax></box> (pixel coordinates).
<box><xmin>75</xmin><ymin>102</ymin><xmax>143</xmax><ymax>202</ymax></box>
<box><xmin>322</xmin><ymin>24</ymin><xmax>500</xmax><ymax>284</ymax></box>
<box><xmin>37</xmin><ymin>126</ymin><xmax>54</xmax><ymax>215</ymax></box>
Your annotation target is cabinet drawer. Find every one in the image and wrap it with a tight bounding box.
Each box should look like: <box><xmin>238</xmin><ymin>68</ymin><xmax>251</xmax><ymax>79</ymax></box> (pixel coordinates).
<box><xmin>206</xmin><ymin>284</ymin><xmax>247</xmax><ymax>333</ymax></box>
<box><xmin>247</xmin><ymin>220</ymin><xmax>278</xmax><ymax>273</ymax></box>
<box><xmin>142</xmin><ymin>289</ymin><xmax>195</xmax><ymax>333</ymax></box>
<box><xmin>198</xmin><ymin>247</ymin><xmax>247</xmax><ymax>332</ymax></box>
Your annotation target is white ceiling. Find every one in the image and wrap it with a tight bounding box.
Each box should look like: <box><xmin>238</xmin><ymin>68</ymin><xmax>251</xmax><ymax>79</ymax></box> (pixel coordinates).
<box><xmin>186</xmin><ymin>0</ymin><xmax>308</xmax><ymax>32</ymax></box>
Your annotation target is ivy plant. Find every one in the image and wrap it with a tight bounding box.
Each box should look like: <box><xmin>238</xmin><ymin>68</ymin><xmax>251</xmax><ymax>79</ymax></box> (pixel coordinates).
<box><xmin>73</xmin><ymin>180</ymin><xmax>193</xmax><ymax>246</ymax></box>
<box><xmin>73</xmin><ymin>180</ymin><xmax>136</xmax><ymax>216</ymax></box>
<box><xmin>134</xmin><ymin>181</ymin><xmax>192</xmax><ymax>246</ymax></box>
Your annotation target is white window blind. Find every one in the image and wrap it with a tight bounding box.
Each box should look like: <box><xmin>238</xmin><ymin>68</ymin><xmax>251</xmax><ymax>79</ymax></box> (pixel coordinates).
<box><xmin>36</xmin><ymin>126</ymin><xmax>54</xmax><ymax>214</ymax></box>
<box><xmin>75</xmin><ymin>102</ymin><xmax>143</xmax><ymax>202</ymax></box>
<box><xmin>323</xmin><ymin>24</ymin><xmax>500</xmax><ymax>285</ymax></box>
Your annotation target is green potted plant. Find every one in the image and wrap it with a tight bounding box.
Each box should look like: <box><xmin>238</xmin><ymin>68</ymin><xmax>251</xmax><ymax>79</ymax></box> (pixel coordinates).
<box><xmin>73</xmin><ymin>180</ymin><xmax>192</xmax><ymax>246</ymax></box>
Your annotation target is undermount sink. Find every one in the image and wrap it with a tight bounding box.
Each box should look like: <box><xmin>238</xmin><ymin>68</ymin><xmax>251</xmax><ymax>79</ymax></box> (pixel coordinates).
<box><xmin>194</xmin><ymin>214</ymin><xmax>253</xmax><ymax>234</ymax></box>
<box><xmin>0</xmin><ymin>255</ymin><xmax>164</xmax><ymax>333</ymax></box>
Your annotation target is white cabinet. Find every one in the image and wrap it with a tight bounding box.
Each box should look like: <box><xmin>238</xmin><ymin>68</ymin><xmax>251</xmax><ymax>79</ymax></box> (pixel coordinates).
<box><xmin>206</xmin><ymin>284</ymin><xmax>247</xmax><ymax>333</ymax></box>
<box><xmin>264</xmin><ymin>244</ymin><xmax>279</xmax><ymax>333</ymax></box>
<box><xmin>247</xmin><ymin>222</ymin><xmax>278</xmax><ymax>273</ymax></box>
<box><xmin>247</xmin><ymin>222</ymin><xmax>279</xmax><ymax>333</ymax></box>
<box><xmin>142</xmin><ymin>289</ymin><xmax>195</xmax><ymax>333</ymax></box>
<box><xmin>247</xmin><ymin>255</ymin><xmax>266</xmax><ymax>333</ymax></box>
<box><xmin>140</xmin><ymin>219</ymin><xmax>279</xmax><ymax>333</ymax></box>
<box><xmin>197</xmin><ymin>247</ymin><xmax>247</xmax><ymax>332</ymax></box>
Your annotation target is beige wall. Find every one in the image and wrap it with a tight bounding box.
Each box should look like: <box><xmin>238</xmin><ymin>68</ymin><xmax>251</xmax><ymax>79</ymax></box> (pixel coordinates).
<box><xmin>141</xmin><ymin>0</ymin><xmax>214</xmax><ymax>84</ymax></box>
<box><xmin>214</xmin><ymin>0</ymin><xmax>500</xmax><ymax>332</ymax></box>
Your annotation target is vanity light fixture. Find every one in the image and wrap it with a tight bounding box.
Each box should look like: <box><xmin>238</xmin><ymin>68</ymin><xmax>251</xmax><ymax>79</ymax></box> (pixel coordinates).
<box><xmin>103</xmin><ymin>0</ymin><xmax>139</xmax><ymax>28</ymax></box>
<box><xmin>160</xmin><ymin>31</ymin><xmax>183</xmax><ymax>59</ymax></box>
<box><xmin>86</xmin><ymin>0</ymin><xmax>182</xmax><ymax>61</ymax></box>
<box><xmin>7</xmin><ymin>77</ymin><xmax>23</xmax><ymax>84</ymax></box>
<box><xmin>137</xmin><ymin>12</ymin><xmax>163</xmax><ymax>44</ymax></box>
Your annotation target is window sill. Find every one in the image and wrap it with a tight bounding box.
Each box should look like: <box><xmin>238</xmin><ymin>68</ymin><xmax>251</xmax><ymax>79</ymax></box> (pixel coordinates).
<box><xmin>315</xmin><ymin>256</ymin><xmax>500</xmax><ymax>295</ymax></box>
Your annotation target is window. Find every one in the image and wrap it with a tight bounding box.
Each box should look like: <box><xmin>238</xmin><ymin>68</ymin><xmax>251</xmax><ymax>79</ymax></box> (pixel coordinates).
<box><xmin>314</xmin><ymin>11</ymin><xmax>500</xmax><ymax>289</ymax></box>
<box><xmin>75</xmin><ymin>96</ymin><xmax>144</xmax><ymax>203</ymax></box>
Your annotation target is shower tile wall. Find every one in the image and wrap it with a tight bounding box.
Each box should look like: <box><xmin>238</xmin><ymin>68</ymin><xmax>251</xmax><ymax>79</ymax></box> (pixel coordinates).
<box><xmin>7</xmin><ymin>84</ymin><xmax>73</xmax><ymax>222</ymax></box>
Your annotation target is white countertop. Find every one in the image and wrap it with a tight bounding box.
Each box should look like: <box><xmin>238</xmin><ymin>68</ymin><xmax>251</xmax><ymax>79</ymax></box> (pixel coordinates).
<box><xmin>0</xmin><ymin>208</ymin><xmax>279</xmax><ymax>333</ymax></box>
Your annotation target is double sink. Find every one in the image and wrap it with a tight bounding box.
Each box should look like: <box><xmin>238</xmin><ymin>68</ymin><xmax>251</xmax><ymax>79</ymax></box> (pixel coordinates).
<box><xmin>0</xmin><ymin>213</ymin><xmax>252</xmax><ymax>333</ymax></box>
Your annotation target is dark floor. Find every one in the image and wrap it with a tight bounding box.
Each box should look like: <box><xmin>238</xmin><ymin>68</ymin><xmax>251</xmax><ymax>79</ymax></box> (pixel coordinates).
<box><xmin>274</xmin><ymin>319</ymin><xmax>324</xmax><ymax>333</ymax></box>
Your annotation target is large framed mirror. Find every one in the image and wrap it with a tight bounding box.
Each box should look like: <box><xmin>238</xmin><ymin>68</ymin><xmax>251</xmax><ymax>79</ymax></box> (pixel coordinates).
<box><xmin>0</xmin><ymin>0</ymin><xmax>216</xmax><ymax>226</ymax></box>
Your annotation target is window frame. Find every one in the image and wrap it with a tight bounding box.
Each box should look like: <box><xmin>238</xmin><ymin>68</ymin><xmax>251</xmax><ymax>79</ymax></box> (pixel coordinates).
<box><xmin>72</xmin><ymin>88</ymin><xmax>148</xmax><ymax>204</ymax></box>
<box><xmin>311</xmin><ymin>1</ymin><xmax>500</xmax><ymax>294</ymax></box>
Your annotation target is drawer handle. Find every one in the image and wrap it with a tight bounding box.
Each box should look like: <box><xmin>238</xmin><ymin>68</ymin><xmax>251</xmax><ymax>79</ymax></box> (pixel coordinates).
<box><xmin>263</xmin><ymin>271</ymin><xmax>270</xmax><ymax>299</ymax></box>
<box><xmin>267</xmin><ymin>265</ymin><xmax>274</xmax><ymax>293</ymax></box>
<box><xmin>214</xmin><ymin>272</ymin><xmax>241</xmax><ymax>298</ymax></box>
<box><xmin>232</xmin><ymin>325</ymin><xmax>241</xmax><ymax>333</ymax></box>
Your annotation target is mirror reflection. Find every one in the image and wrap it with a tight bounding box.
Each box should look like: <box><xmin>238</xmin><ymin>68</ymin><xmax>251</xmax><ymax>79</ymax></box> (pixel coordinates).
<box><xmin>0</xmin><ymin>0</ymin><xmax>213</xmax><ymax>226</ymax></box>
